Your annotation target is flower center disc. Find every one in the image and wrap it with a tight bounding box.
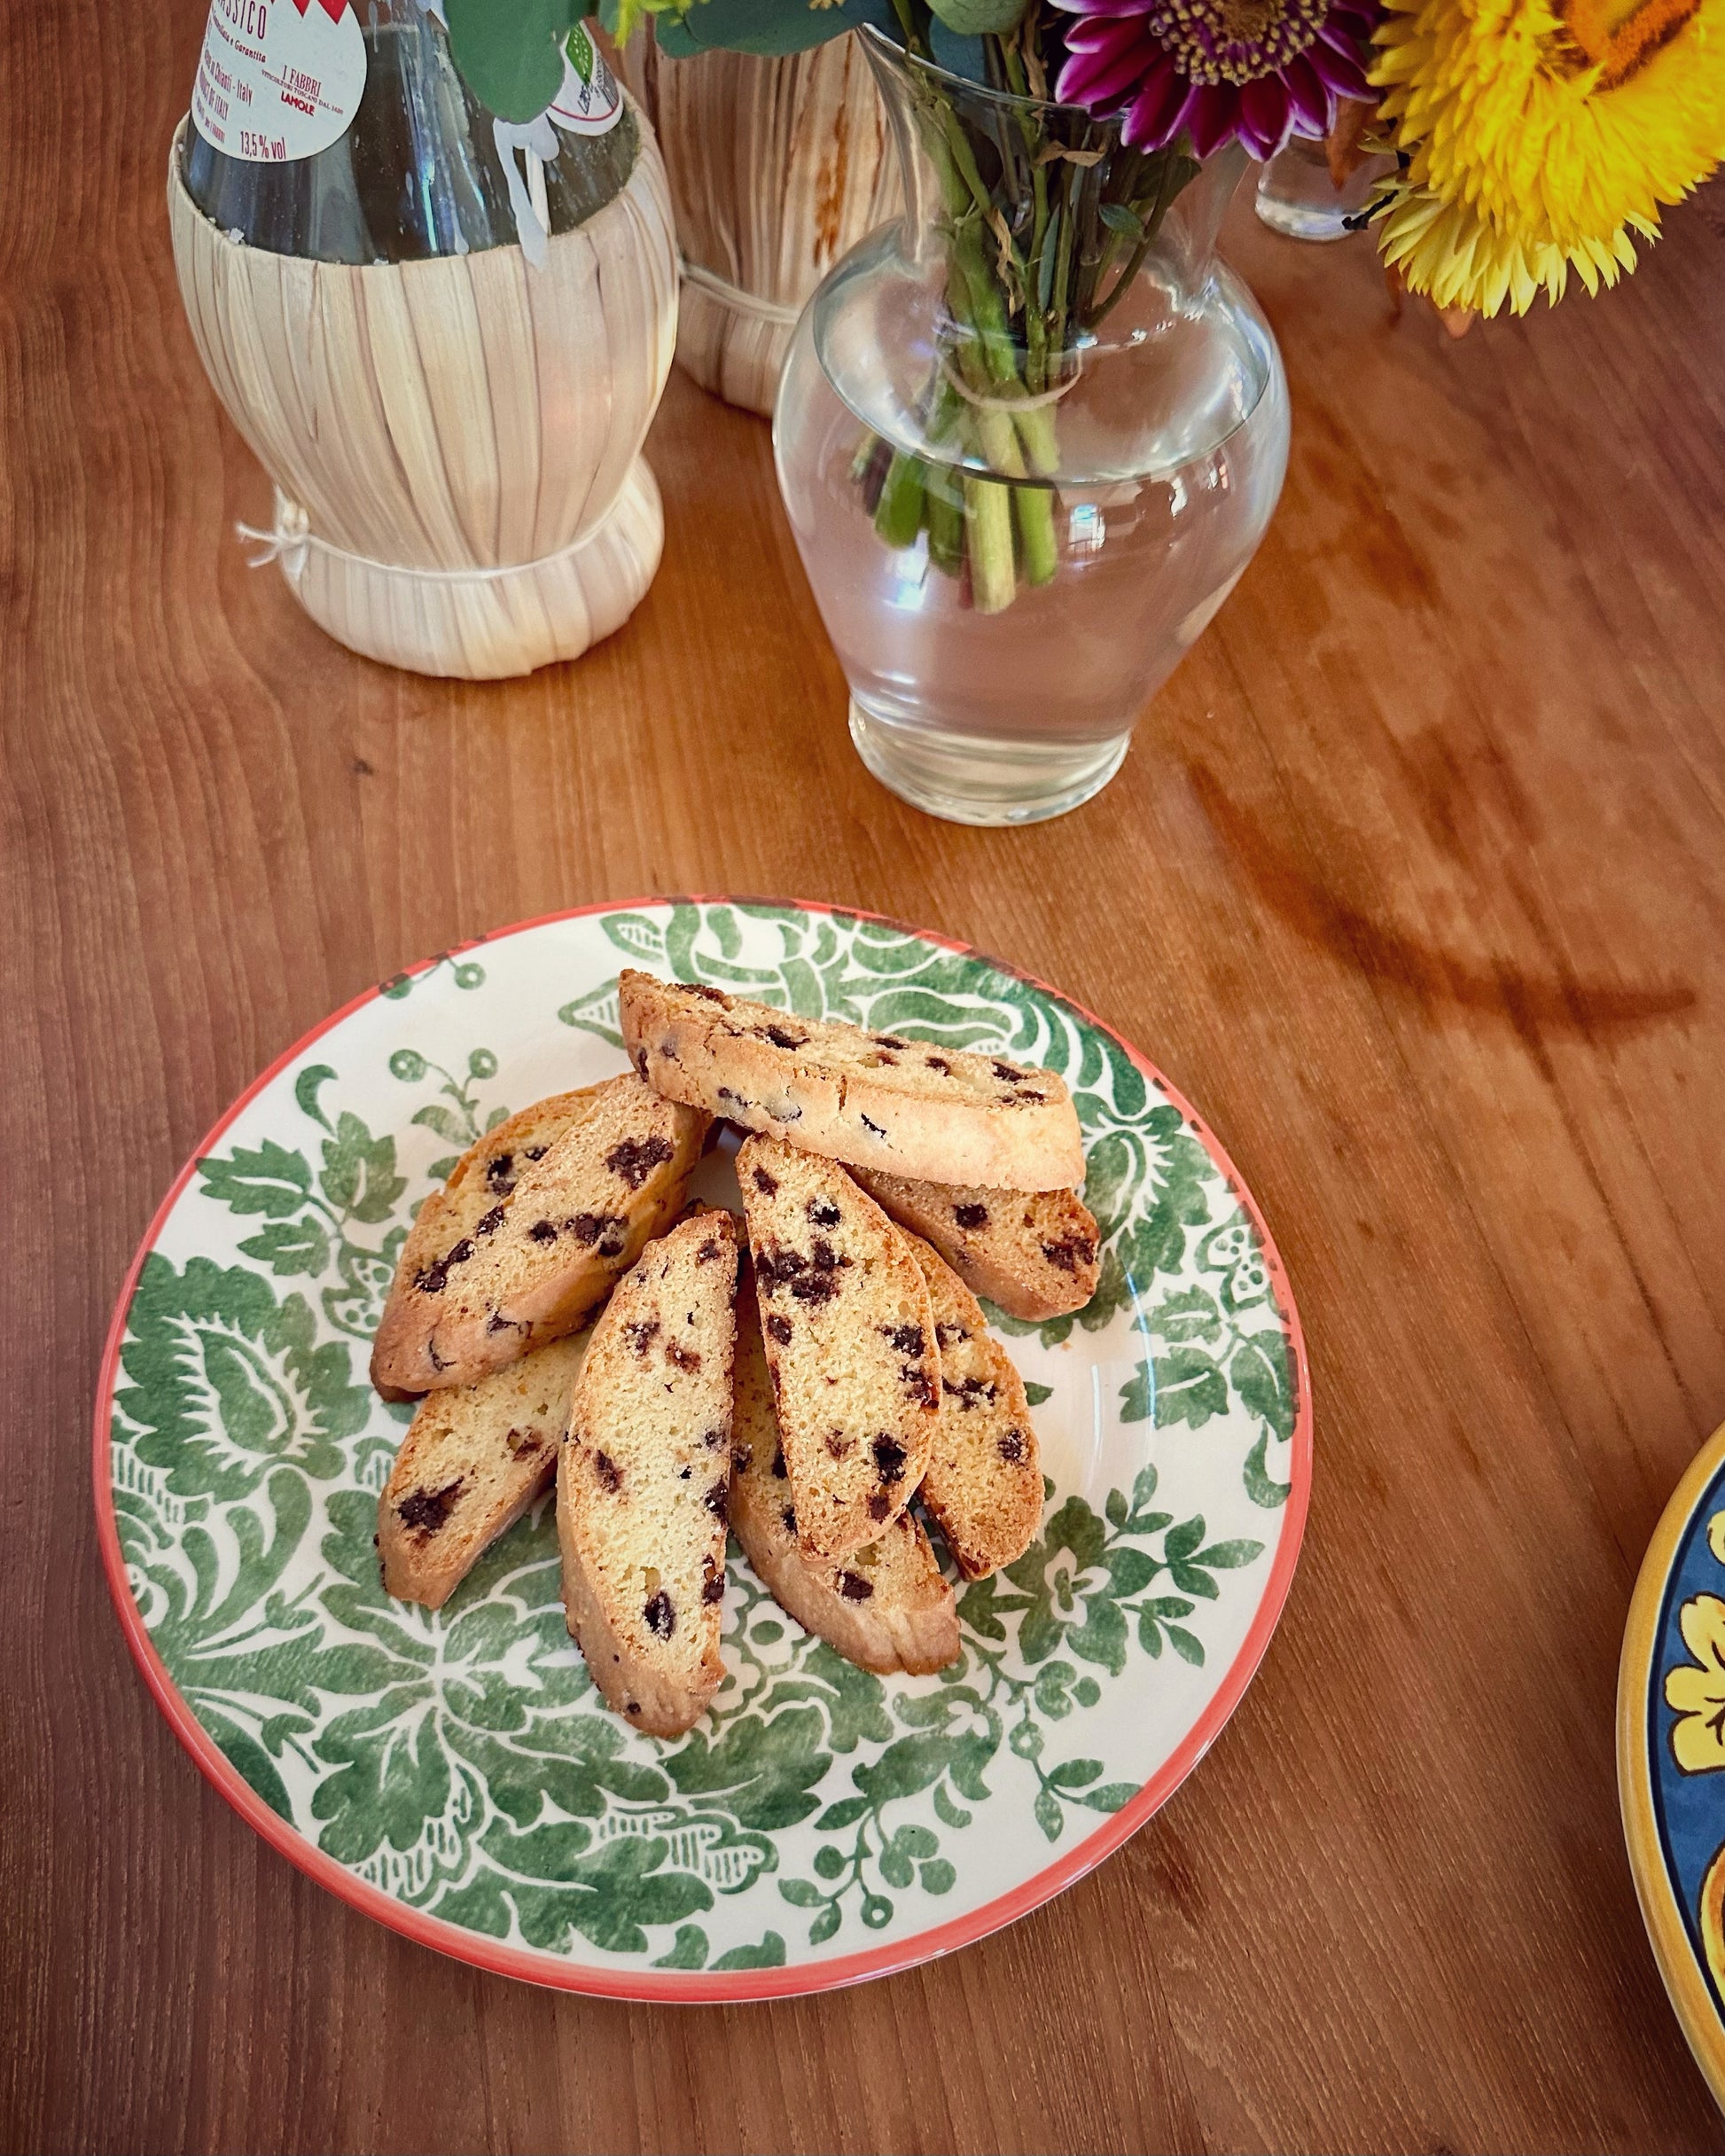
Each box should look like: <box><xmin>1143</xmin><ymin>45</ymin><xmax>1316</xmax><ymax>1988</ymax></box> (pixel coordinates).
<box><xmin>1145</xmin><ymin>0</ymin><xmax>1330</xmax><ymax>86</ymax></box>
<box><xmin>1555</xmin><ymin>0</ymin><xmax>1700</xmax><ymax>85</ymax></box>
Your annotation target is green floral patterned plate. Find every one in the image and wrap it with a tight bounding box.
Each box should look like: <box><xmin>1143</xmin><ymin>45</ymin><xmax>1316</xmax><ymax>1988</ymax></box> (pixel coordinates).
<box><xmin>96</xmin><ymin>899</ymin><xmax>1310</xmax><ymax>1999</ymax></box>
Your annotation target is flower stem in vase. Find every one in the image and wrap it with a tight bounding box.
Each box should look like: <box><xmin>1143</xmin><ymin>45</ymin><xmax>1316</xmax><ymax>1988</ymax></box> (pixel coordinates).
<box><xmin>852</xmin><ymin>5</ymin><xmax>1201</xmax><ymax>614</ymax></box>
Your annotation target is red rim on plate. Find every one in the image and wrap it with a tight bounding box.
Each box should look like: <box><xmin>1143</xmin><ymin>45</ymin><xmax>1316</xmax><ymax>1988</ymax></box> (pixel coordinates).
<box><xmin>93</xmin><ymin>896</ymin><xmax>1313</xmax><ymax>2002</ymax></box>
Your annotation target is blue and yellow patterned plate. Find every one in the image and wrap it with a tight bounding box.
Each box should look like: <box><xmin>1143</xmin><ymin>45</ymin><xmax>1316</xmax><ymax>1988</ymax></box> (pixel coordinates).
<box><xmin>1620</xmin><ymin>1418</ymin><xmax>1725</xmax><ymax>2103</ymax></box>
<box><xmin>96</xmin><ymin>899</ymin><xmax>1310</xmax><ymax>1999</ymax></box>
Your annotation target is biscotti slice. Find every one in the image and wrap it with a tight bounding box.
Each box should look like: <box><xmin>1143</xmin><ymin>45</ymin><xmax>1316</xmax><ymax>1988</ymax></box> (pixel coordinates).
<box><xmin>737</xmin><ymin>1136</ymin><xmax>939</xmax><ymax>1560</ymax></box>
<box><xmin>379</xmin><ymin>1333</ymin><xmax>587</xmax><ymax>1609</ymax></box>
<box><xmin>371</xmin><ymin>1073</ymin><xmax>709</xmax><ymax>1399</ymax></box>
<box><xmin>730</xmin><ymin>1280</ymin><xmax>958</xmax><ymax>1675</ymax></box>
<box><xmin>900</xmin><ymin>1231</ymin><xmax>1043</xmax><ymax>1579</ymax></box>
<box><xmin>621</xmin><ymin>970</ymin><xmax>1084</xmax><ymax>1191</ymax></box>
<box><xmin>850</xmin><ymin>1168</ymin><xmax>1100</xmax><ymax>1321</ymax></box>
<box><xmin>557</xmin><ymin>1209</ymin><xmax>740</xmax><ymax>1737</ymax></box>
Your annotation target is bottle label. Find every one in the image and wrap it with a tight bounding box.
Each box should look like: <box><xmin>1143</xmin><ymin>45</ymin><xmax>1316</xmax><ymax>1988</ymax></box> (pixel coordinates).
<box><xmin>550</xmin><ymin>22</ymin><xmax>622</xmax><ymax>137</ymax></box>
<box><xmin>191</xmin><ymin>0</ymin><xmax>368</xmax><ymax>164</ymax></box>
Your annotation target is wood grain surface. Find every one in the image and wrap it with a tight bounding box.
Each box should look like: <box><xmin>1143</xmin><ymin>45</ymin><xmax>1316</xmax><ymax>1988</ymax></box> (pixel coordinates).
<box><xmin>4</xmin><ymin>3</ymin><xmax>1725</xmax><ymax>2148</ymax></box>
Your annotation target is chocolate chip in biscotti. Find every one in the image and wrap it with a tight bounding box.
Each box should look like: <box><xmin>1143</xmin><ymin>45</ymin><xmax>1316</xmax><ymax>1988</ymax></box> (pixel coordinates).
<box><xmin>752</xmin><ymin>1166</ymin><xmax>778</xmax><ymax>1195</ymax></box>
<box><xmin>415</xmin><ymin>1239</ymin><xmax>474</xmax><ymax>1294</ymax></box>
<box><xmin>396</xmin><ymin>1479</ymin><xmax>464</xmax><ymax>1537</ymax></box>
<box><xmin>593</xmin><ymin>1449</ymin><xmax>622</xmax><ymax>1491</ymax></box>
<box><xmin>954</xmin><ymin>1202</ymin><xmax>989</xmax><ymax>1230</ymax></box>
<box><xmin>997</xmin><ymin>1429</ymin><xmax>1027</xmax><ymax>1462</ymax></box>
<box><xmin>872</xmin><ymin>1436</ymin><xmax>908</xmax><ymax>1482</ymax></box>
<box><xmin>839</xmin><ymin>1570</ymin><xmax>875</xmax><ymax>1601</ymax></box>
<box><xmin>555</xmin><ymin>1207</ymin><xmax>738</xmax><ymax>1738</ymax></box>
<box><xmin>476</xmin><ymin>1206</ymin><xmax>506</xmax><ymax>1237</ymax></box>
<box><xmin>565</xmin><ymin>1211</ymin><xmax>624</xmax><ymax>1248</ymax></box>
<box><xmin>606</xmin><ymin>1135</ymin><xmax>675</xmax><ymax>1189</ymax></box>
<box><xmin>738</xmin><ymin>1136</ymin><xmax>938</xmax><ymax>1560</ymax></box>
<box><xmin>902</xmin><ymin>1369</ymin><xmax>939</xmax><ymax>1410</ymax></box>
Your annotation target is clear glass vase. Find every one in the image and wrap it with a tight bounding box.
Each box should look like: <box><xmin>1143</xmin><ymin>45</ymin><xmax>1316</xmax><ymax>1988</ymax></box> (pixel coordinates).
<box><xmin>773</xmin><ymin>27</ymin><xmax>1290</xmax><ymax>826</ymax></box>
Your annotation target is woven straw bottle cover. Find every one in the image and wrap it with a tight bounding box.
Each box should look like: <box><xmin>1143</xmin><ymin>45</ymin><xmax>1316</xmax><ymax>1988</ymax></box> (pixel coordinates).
<box><xmin>169</xmin><ymin>0</ymin><xmax>678</xmax><ymax>678</ymax></box>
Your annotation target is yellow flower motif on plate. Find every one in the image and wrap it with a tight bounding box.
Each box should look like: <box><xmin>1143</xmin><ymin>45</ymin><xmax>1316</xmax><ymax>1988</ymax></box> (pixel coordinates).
<box><xmin>1666</xmin><ymin>1594</ymin><xmax>1725</xmax><ymax>1772</ymax></box>
<box><xmin>1706</xmin><ymin>1511</ymin><xmax>1725</xmax><ymax>1566</ymax></box>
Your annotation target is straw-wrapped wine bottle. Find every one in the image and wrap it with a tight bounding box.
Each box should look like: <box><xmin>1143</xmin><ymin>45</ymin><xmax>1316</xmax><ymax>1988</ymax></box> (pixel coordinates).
<box><xmin>170</xmin><ymin>0</ymin><xmax>676</xmax><ymax>678</ymax></box>
<box><xmin>621</xmin><ymin>31</ymin><xmax>895</xmax><ymax>418</ymax></box>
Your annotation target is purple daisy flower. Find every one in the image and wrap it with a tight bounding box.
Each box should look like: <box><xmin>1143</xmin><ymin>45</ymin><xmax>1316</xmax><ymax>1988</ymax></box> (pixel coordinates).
<box><xmin>1051</xmin><ymin>0</ymin><xmax>1378</xmax><ymax>160</ymax></box>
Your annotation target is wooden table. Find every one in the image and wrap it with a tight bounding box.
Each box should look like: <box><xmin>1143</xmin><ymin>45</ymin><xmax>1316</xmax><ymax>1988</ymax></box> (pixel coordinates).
<box><xmin>6</xmin><ymin>4</ymin><xmax>1725</xmax><ymax>2141</ymax></box>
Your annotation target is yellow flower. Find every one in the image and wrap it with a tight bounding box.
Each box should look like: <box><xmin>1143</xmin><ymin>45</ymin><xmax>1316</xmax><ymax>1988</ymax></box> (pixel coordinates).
<box><xmin>1666</xmin><ymin>1594</ymin><xmax>1725</xmax><ymax>1772</ymax></box>
<box><xmin>1367</xmin><ymin>0</ymin><xmax>1725</xmax><ymax>315</ymax></box>
<box><xmin>1708</xmin><ymin>1509</ymin><xmax>1725</xmax><ymax>1564</ymax></box>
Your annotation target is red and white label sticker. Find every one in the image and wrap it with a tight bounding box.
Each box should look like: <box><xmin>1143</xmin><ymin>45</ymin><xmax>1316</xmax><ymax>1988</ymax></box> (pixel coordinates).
<box><xmin>191</xmin><ymin>0</ymin><xmax>367</xmax><ymax>164</ymax></box>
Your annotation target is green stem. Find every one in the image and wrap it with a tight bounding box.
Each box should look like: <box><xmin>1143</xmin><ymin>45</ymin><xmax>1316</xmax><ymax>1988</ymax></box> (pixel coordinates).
<box><xmin>1013</xmin><ymin>486</ymin><xmax>1058</xmax><ymax>587</ymax></box>
<box><xmin>1000</xmin><ymin>42</ymin><xmax>1051</xmax><ymax>394</ymax></box>
<box><xmin>873</xmin><ymin>451</ymin><xmax>927</xmax><ymax>550</ymax></box>
<box><xmin>950</xmin><ymin>223</ymin><xmax>1020</xmax><ymax>392</ymax></box>
<box><xmin>925</xmin><ymin>467</ymin><xmax>965</xmax><ymax>576</ymax></box>
<box><xmin>1084</xmin><ymin>153</ymin><xmax>1191</xmax><ymax>332</ymax></box>
<box><xmin>964</xmin><ymin>475</ymin><xmax>1017</xmax><ymax>613</ymax></box>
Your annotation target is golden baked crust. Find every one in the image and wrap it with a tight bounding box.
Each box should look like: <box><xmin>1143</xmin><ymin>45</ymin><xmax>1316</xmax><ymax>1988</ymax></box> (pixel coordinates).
<box><xmin>851</xmin><ymin>1168</ymin><xmax>1099</xmax><ymax>1321</ymax></box>
<box><xmin>730</xmin><ymin>1279</ymin><xmax>958</xmax><ymax>1676</ymax></box>
<box><xmin>621</xmin><ymin>971</ymin><xmax>1085</xmax><ymax>1191</ymax></box>
<box><xmin>738</xmin><ymin>1137</ymin><xmax>939</xmax><ymax>1561</ymax></box>
<box><xmin>557</xmin><ymin>1210</ymin><xmax>739</xmax><ymax>1738</ymax></box>
<box><xmin>899</xmin><ymin>1230</ymin><xmax>1043</xmax><ymax>1580</ymax></box>
<box><xmin>378</xmin><ymin>1335</ymin><xmax>587</xmax><ymax>1608</ymax></box>
<box><xmin>370</xmin><ymin>1074</ymin><xmax>708</xmax><ymax>1398</ymax></box>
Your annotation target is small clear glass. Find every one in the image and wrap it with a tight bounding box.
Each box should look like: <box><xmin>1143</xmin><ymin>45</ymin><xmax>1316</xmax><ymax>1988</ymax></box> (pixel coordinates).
<box><xmin>1254</xmin><ymin>136</ymin><xmax>1394</xmax><ymax>244</ymax></box>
